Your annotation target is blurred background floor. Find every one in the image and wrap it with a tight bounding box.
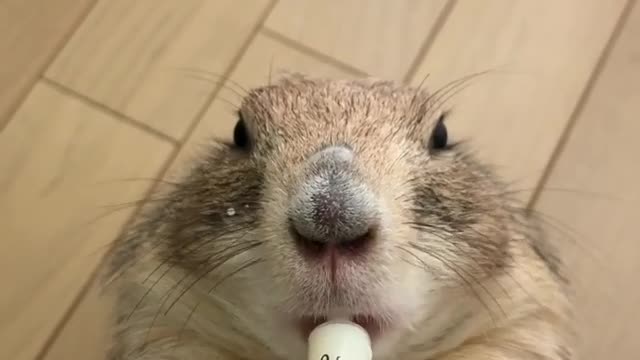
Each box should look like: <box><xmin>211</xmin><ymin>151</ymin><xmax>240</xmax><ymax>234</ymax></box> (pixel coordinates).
<box><xmin>1</xmin><ymin>1</ymin><xmax>639</xmax><ymax>359</ymax></box>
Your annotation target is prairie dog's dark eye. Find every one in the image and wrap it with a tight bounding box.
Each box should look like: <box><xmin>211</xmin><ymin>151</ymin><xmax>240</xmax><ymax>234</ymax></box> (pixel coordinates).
<box><xmin>233</xmin><ymin>115</ymin><xmax>249</xmax><ymax>149</ymax></box>
<box><xmin>430</xmin><ymin>113</ymin><xmax>448</xmax><ymax>150</ymax></box>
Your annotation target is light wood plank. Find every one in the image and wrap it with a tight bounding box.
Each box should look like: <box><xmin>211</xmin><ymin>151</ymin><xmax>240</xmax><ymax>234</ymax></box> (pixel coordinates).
<box><xmin>171</xmin><ymin>32</ymin><xmax>362</xmax><ymax>174</ymax></box>
<box><xmin>43</xmin><ymin>282</ymin><xmax>112</xmax><ymax>360</ymax></box>
<box><xmin>46</xmin><ymin>0</ymin><xmax>272</xmax><ymax>139</ymax></box>
<box><xmin>0</xmin><ymin>0</ymin><xmax>96</xmax><ymax>128</ymax></box>
<box><xmin>534</xmin><ymin>3</ymin><xmax>640</xmax><ymax>359</ymax></box>
<box><xmin>410</xmin><ymin>0</ymin><xmax>627</xmax><ymax>200</ymax></box>
<box><xmin>0</xmin><ymin>82</ymin><xmax>173</xmax><ymax>360</ymax></box>
<box><xmin>265</xmin><ymin>0</ymin><xmax>449</xmax><ymax>80</ymax></box>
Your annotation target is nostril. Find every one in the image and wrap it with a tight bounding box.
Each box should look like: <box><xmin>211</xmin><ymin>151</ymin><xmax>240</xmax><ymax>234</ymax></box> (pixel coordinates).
<box><xmin>338</xmin><ymin>226</ymin><xmax>377</xmax><ymax>254</ymax></box>
<box><xmin>288</xmin><ymin>222</ymin><xmax>327</xmax><ymax>256</ymax></box>
<box><xmin>288</xmin><ymin>217</ymin><xmax>377</xmax><ymax>258</ymax></box>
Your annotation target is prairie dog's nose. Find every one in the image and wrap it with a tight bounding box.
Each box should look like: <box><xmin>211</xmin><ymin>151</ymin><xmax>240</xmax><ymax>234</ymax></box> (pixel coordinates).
<box><xmin>288</xmin><ymin>146</ymin><xmax>379</xmax><ymax>255</ymax></box>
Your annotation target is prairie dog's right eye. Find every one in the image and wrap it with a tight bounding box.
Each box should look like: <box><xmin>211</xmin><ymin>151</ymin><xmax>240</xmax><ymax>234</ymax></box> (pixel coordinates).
<box><xmin>233</xmin><ymin>114</ymin><xmax>249</xmax><ymax>149</ymax></box>
<box><xmin>429</xmin><ymin>112</ymin><xmax>456</xmax><ymax>151</ymax></box>
<box><xmin>430</xmin><ymin>115</ymin><xmax>448</xmax><ymax>150</ymax></box>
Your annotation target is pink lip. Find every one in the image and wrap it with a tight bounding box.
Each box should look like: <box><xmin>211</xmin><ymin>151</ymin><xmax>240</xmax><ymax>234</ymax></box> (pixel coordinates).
<box><xmin>299</xmin><ymin>314</ymin><xmax>384</xmax><ymax>341</ymax></box>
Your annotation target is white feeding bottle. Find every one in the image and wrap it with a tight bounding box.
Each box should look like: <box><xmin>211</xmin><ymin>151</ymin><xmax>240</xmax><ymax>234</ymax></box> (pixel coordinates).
<box><xmin>307</xmin><ymin>318</ymin><xmax>372</xmax><ymax>360</ymax></box>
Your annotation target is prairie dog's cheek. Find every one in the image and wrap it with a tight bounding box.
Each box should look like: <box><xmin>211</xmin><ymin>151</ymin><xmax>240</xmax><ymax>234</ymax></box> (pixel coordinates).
<box><xmin>371</xmin><ymin>261</ymin><xmax>433</xmax><ymax>329</ymax></box>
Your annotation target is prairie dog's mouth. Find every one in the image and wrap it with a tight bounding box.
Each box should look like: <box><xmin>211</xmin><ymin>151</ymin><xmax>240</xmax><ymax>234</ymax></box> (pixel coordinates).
<box><xmin>299</xmin><ymin>314</ymin><xmax>385</xmax><ymax>341</ymax></box>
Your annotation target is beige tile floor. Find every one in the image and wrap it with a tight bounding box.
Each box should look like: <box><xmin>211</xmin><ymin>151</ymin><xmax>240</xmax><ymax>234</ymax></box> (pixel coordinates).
<box><xmin>1</xmin><ymin>1</ymin><xmax>639</xmax><ymax>359</ymax></box>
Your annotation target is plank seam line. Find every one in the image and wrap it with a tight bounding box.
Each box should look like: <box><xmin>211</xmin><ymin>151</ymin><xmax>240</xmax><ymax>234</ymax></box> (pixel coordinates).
<box><xmin>403</xmin><ymin>0</ymin><xmax>458</xmax><ymax>84</ymax></box>
<box><xmin>528</xmin><ymin>0</ymin><xmax>638</xmax><ymax>210</ymax></box>
<box><xmin>0</xmin><ymin>0</ymin><xmax>101</xmax><ymax>134</ymax></box>
<box><xmin>40</xmin><ymin>77</ymin><xmax>180</xmax><ymax>147</ymax></box>
<box><xmin>260</xmin><ymin>26</ymin><xmax>370</xmax><ymax>78</ymax></box>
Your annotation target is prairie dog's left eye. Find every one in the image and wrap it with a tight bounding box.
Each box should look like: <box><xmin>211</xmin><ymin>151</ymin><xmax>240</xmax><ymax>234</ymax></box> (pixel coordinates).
<box><xmin>233</xmin><ymin>112</ymin><xmax>250</xmax><ymax>149</ymax></box>
<box><xmin>429</xmin><ymin>113</ymin><xmax>448</xmax><ymax>150</ymax></box>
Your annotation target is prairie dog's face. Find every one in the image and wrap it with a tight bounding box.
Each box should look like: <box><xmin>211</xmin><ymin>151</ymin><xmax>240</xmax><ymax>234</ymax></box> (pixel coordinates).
<box><xmin>167</xmin><ymin>74</ymin><xmax>512</xmax><ymax>357</ymax></box>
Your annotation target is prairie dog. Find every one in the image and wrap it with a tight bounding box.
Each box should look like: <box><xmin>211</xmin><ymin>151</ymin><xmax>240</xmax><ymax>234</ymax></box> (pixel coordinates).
<box><xmin>105</xmin><ymin>74</ymin><xmax>573</xmax><ymax>360</ymax></box>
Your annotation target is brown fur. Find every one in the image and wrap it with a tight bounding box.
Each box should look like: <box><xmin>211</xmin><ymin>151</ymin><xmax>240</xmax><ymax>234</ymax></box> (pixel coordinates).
<box><xmin>103</xmin><ymin>74</ymin><xmax>574</xmax><ymax>360</ymax></box>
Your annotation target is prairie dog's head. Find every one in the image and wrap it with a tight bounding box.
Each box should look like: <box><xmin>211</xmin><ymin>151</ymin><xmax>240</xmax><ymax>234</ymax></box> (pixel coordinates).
<box><xmin>160</xmin><ymin>74</ymin><xmax>515</xmax><ymax>357</ymax></box>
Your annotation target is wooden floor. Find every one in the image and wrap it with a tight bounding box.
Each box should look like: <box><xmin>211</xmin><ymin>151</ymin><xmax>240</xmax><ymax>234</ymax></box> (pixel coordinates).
<box><xmin>1</xmin><ymin>1</ymin><xmax>639</xmax><ymax>359</ymax></box>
